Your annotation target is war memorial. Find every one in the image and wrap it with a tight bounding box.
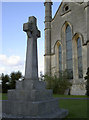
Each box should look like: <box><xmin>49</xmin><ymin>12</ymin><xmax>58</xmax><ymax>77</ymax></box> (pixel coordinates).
<box><xmin>2</xmin><ymin>16</ymin><xmax>68</xmax><ymax>118</ymax></box>
<box><xmin>2</xmin><ymin>0</ymin><xmax>89</xmax><ymax>118</ymax></box>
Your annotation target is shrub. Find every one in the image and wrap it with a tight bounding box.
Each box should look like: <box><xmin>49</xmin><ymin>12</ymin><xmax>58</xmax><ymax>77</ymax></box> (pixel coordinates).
<box><xmin>44</xmin><ymin>71</ymin><xmax>72</xmax><ymax>94</ymax></box>
<box><xmin>85</xmin><ymin>67</ymin><xmax>89</xmax><ymax>96</ymax></box>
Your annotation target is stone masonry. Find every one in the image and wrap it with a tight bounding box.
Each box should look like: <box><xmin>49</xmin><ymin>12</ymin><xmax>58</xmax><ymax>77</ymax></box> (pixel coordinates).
<box><xmin>2</xmin><ymin>16</ymin><xmax>68</xmax><ymax>118</ymax></box>
<box><xmin>44</xmin><ymin>1</ymin><xmax>88</xmax><ymax>95</ymax></box>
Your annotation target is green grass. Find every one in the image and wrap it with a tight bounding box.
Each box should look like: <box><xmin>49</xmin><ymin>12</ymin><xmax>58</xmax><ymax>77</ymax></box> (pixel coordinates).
<box><xmin>0</xmin><ymin>93</ymin><xmax>7</xmax><ymax>100</ymax></box>
<box><xmin>53</xmin><ymin>94</ymin><xmax>88</xmax><ymax>98</ymax></box>
<box><xmin>54</xmin><ymin>94</ymin><xmax>88</xmax><ymax>118</ymax></box>
<box><xmin>2</xmin><ymin>93</ymin><xmax>8</xmax><ymax>100</ymax></box>
<box><xmin>60</xmin><ymin>99</ymin><xmax>87</xmax><ymax>118</ymax></box>
<box><xmin>1</xmin><ymin>93</ymin><xmax>88</xmax><ymax>118</ymax></box>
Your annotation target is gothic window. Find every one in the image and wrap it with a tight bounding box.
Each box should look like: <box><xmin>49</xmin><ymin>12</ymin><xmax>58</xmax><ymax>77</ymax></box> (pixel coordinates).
<box><xmin>77</xmin><ymin>37</ymin><xmax>83</xmax><ymax>78</ymax></box>
<box><xmin>66</xmin><ymin>25</ymin><xmax>73</xmax><ymax>79</ymax></box>
<box><xmin>59</xmin><ymin>45</ymin><xmax>62</xmax><ymax>72</ymax></box>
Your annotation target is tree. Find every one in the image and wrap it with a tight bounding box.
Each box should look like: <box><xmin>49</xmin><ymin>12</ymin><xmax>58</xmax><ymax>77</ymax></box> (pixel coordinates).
<box><xmin>9</xmin><ymin>71</ymin><xmax>22</xmax><ymax>89</ymax></box>
<box><xmin>1</xmin><ymin>71</ymin><xmax>23</xmax><ymax>93</ymax></box>
<box><xmin>85</xmin><ymin>67</ymin><xmax>89</xmax><ymax>96</ymax></box>
<box><xmin>2</xmin><ymin>73</ymin><xmax>10</xmax><ymax>93</ymax></box>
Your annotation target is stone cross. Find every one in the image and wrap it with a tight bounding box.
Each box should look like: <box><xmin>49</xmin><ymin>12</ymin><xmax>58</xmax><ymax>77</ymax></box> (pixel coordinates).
<box><xmin>23</xmin><ymin>16</ymin><xmax>40</xmax><ymax>80</ymax></box>
<box><xmin>2</xmin><ymin>16</ymin><xmax>68</xmax><ymax>118</ymax></box>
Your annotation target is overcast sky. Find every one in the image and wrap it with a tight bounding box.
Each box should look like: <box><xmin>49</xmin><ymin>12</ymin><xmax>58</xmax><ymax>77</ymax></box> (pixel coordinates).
<box><xmin>0</xmin><ymin>2</ymin><xmax>61</xmax><ymax>76</ymax></box>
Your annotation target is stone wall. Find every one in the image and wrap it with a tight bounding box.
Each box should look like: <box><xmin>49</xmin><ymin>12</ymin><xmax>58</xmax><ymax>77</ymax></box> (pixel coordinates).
<box><xmin>50</xmin><ymin>2</ymin><xmax>88</xmax><ymax>95</ymax></box>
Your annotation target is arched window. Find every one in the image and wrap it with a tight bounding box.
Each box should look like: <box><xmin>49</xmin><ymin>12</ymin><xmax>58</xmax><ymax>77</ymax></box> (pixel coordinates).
<box><xmin>59</xmin><ymin>45</ymin><xmax>62</xmax><ymax>72</ymax></box>
<box><xmin>66</xmin><ymin>25</ymin><xmax>73</xmax><ymax>79</ymax></box>
<box><xmin>77</xmin><ymin>37</ymin><xmax>83</xmax><ymax>78</ymax></box>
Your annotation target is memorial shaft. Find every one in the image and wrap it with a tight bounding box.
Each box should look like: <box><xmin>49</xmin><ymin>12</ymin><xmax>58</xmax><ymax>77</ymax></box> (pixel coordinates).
<box><xmin>23</xmin><ymin>16</ymin><xmax>40</xmax><ymax>80</ymax></box>
<box><xmin>25</xmin><ymin>37</ymin><xmax>38</xmax><ymax>79</ymax></box>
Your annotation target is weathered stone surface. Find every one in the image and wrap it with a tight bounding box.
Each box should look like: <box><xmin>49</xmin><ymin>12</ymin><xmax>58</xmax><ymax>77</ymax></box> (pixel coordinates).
<box><xmin>23</xmin><ymin>16</ymin><xmax>40</xmax><ymax>80</ymax></box>
<box><xmin>44</xmin><ymin>1</ymin><xmax>88</xmax><ymax>95</ymax></box>
<box><xmin>2</xmin><ymin>16</ymin><xmax>68</xmax><ymax>118</ymax></box>
<box><xmin>44</xmin><ymin>1</ymin><xmax>52</xmax><ymax>75</ymax></box>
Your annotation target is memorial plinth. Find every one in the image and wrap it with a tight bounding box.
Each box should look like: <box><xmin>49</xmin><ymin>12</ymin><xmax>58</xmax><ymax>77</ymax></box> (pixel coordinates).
<box><xmin>2</xmin><ymin>16</ymin><xmax>68</xmax><ymax>118</ymax></box>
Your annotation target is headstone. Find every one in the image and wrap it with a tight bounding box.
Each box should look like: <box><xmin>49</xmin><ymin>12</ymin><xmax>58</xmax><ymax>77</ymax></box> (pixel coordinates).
<box><xmin>2</xmin><ymin>16</ymin><xmax>68</xmax><ymax>118</ymax></box>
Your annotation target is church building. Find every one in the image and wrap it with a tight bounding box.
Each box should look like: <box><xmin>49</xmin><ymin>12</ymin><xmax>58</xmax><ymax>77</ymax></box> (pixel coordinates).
<box><xmin>44</xmin><ymin>1</ymin><xmax>89</xmax><ymax>95</ymax></box>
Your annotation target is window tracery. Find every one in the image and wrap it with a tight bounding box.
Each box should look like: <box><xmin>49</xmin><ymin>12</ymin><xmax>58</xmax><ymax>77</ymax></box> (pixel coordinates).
<box><xmin>77</xmin><ymin>37</ymin><xmax>83</xmax><ymax>78</ymax></box>
<box><xmin>66</xmin><ymin>25</ymin><xmax>73</xmax><ymax>79</ymax></box>
<box><xmin>59</xmin><ymin>45</ymin><xmax>62</xmax><ymax>72</ymax></box>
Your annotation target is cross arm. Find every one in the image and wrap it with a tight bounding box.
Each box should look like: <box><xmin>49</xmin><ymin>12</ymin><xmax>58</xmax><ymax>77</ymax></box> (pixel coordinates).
<box><xmin>23</xmin><ymin>22</ymin><xmax>33</xmax><ymax>32</ymax></box>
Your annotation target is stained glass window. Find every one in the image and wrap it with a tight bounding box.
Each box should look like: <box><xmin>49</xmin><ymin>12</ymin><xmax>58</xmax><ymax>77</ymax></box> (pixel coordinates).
<box><xmin>59</xmin><ymin>45</ymin><xmax>62</xmax><ymax>72</ymax></box>
<box><xmin>77</xmin><ymin>37</ymin><xmax>83</xmax><ymax>78</ymax></box>
<box><xmin>66</xmin><ymin>25</ymin><xmax>73</xmax><ymax>79</ymax></box>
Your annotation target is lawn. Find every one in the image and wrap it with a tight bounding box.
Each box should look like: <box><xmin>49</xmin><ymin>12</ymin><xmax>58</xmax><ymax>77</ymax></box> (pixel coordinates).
<box><xmin>54</xmin><ymin>94</ymin><xmax>88</xmax><ymax>118</ymax></box>
<box><xmin>61</xmin><ymin>99</ymin><xmax>87</xmax><ymax>118</ymax></box>
<box><xmin>1</xmin><ymin>93</ymin><xmax>88</xmax><ymax>118</ymax></box>
<box><xmin>53</xmin><ymin>94</ymin><xmax>88</xmax><ymax>98</ymax></box>
<box><xmin>2</xmin><ymin>93</ymin><xmax>8</xmax><ymax>100</ymax></box>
